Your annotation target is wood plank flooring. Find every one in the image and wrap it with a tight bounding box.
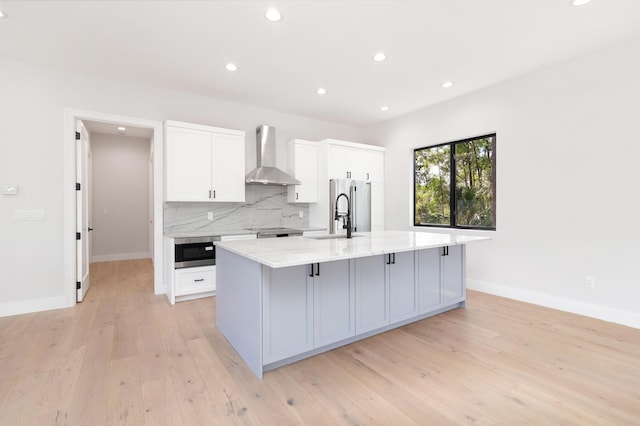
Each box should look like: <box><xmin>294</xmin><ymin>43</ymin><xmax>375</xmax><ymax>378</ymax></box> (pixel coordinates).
<box><xmin>1</xmin><ymin>259</ymin><xmax>638</xmax><ymax>425</ymax></box>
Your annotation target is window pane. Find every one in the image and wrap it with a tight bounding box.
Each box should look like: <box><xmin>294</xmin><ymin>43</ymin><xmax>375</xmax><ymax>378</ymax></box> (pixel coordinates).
<box><xmin>454</xmin><ymin>136</ymin><xmax>495</xmax><ymax>228</ymax></box>
<box><xmin>415</xmin><ymin>145</ymin><xmax>450</xmax><ymax>225</ymax></box>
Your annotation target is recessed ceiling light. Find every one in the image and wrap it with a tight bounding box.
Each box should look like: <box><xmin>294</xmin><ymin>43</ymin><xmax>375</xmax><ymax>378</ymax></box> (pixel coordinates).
<box><xmin>373</xmin><ymin>52</ymin><xmax>386</xmax><ymax>62</ymax></box>
<box><xmin>571</xmin><ymin>0</ymin><xmax>591</xmax><ymax>6</ymax></box>
<box><xmin>441</xmin><ymin>81</ymin><xmax>454</xmax><ymax>88</ymax></box>
<box><xmin>380</xmin><ymin>106</ymin><xmax>389</xmax><ymax>112</ymax></box>
<box><xmin>265</xmin><ymin>8</ymin><xmax>282</xmax><ymax>22</ymax></box>
<box><xmin>117</xmin><ymin>126</ymin><xmax>126</xmax><ymax>135</ymax></box>
<box><xmin>316</xmin><ymin>88</ymin><xmax>327</xmax><ymax>95</ymax></box>
<box><xmin>225</xmin><ymin>63</ymin><xmax>238</xmax><ymax>72</ymax></box>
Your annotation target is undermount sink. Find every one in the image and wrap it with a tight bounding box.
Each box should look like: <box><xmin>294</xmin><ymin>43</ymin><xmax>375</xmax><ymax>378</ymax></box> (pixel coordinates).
<box><xmin>303</xmin><ymin>234</ymin><xmax>363</xmax><ymax>240</ymax></box>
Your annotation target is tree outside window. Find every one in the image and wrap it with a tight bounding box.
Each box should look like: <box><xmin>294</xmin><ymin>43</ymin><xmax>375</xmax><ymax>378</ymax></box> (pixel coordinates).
<box><xmin>414</xmin><ymin>134</ymin><xmax>496</xmax><ymax>230</ymax></box>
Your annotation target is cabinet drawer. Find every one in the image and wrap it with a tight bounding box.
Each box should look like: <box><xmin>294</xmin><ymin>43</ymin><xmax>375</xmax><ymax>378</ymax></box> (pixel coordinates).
<box><xmin>175</xmin><ymin>266</ymin><xmax>216</xmax><ymax>296</ymax></box>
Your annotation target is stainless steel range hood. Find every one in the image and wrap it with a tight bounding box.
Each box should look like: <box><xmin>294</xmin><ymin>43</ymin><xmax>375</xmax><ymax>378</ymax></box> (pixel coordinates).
<box><xmin>245</xmin><ymin>125</ymin><xmax>301</xmax><ymax>186</ymax></box>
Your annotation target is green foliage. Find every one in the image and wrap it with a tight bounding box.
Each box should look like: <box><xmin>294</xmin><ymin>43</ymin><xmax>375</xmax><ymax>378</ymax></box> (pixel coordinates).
<box><xmin>415</xmin><ymin>136</ymin><xmax>495</xmax><ymax>228</ymax></box>
<box><xmin>414</xmin><ymin>145</ymin><xmax>450</xmax><ymax>225</ymax></box>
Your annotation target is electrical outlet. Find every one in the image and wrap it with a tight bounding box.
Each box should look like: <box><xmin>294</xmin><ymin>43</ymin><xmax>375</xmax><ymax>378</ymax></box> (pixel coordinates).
<box><xmin>584</xmin><ymin>276</ymin><xmax>596</xmax><ymax>289</ymax></box>
<box><xmin>299</xmin><ymin>210</ymin><xmax>304</xmax><ymax>218</ymax></box>
<box><xmin>207</xmin><ymin>211</ymin><xmax>214</xmax><ymax>220</ymax></box>
<box><xmin>2</xmin><ymin>184</ymin><xmax>18</xmax><ymax>195</ymax></box>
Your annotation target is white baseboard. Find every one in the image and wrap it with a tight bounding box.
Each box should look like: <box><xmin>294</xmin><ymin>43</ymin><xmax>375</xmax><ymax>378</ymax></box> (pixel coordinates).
<box><xmin>467</xmin><ymin>279</ymin><xmax>640</xmax><ymax>330</ymax></box>
<box><xmin>91</xmin><ymin>252</ymin><xmax>151</xmax><ymax>263</ymax></box>
<box><xmin>0</xmin><ymin>296</ymin><xmax>70</xmax><ymax>318</ymax></box>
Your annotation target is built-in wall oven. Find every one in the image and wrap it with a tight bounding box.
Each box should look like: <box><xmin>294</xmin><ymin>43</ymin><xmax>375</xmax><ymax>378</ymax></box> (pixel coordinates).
<box><xmin>174</xmin><ymin>236</ymin><xmax>220</xmax><ymax>269</ymax></box>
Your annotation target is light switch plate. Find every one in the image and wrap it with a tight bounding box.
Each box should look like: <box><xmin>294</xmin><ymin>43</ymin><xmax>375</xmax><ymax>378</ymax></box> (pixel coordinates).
<box><xmin>2</xmin><ymin>184</ymin><xmax>18</xmax><ymax>195</ymax></box>
<box><xmin>15</xmin><ymin>210</ymin><xmax>46</xmax><ymax>221</ymax></box>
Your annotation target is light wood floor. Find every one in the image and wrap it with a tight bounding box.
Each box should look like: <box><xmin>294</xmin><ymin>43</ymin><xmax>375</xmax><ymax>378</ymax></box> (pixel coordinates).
<box><xmin>1</xmin><ymin>259</ymin><xmax>639</xmax><ymax>425</ymax></box>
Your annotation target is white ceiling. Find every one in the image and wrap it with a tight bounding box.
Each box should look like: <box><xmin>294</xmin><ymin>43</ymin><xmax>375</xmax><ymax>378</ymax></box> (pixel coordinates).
<box><xmin>1</xmin><ymin>1</ymin><xmax>639</xmax><ymax>128</ymax></box>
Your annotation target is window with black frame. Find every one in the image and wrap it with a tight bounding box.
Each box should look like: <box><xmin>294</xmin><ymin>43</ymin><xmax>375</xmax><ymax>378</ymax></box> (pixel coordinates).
<box><xmin>414</xmin><ymin>134</ymin><xmax>496</xmax><ymax>230</ymax></box>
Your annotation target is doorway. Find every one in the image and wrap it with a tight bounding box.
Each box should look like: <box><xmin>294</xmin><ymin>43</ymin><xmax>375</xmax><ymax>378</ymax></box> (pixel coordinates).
<box><xmin>63</xmin><ymin>109</ymin><xmax>164</xmax><ymax>306</ymax></box>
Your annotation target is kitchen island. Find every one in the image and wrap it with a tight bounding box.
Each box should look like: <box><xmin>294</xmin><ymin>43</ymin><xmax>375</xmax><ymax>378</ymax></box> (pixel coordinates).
<box><xmin>215</xmin><ymin>230</ymin><xmax>489</xmax><ymax>378</ymax></box>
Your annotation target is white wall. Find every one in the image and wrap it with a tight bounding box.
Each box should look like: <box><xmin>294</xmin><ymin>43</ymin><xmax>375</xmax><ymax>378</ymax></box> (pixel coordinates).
<box><xmin>90</xmin><ymin>133</ymin><xmax>150</xmax><ymax>262</ymax></box>
<box><xmin>0</xmin><ymin>55</ymin><xmax>365</xmax><ymax>316</ymax></box>
<box><xmin>364</xmin><ymin>36</ymin><xmax>640</xmax><ymax>328</ymax></box>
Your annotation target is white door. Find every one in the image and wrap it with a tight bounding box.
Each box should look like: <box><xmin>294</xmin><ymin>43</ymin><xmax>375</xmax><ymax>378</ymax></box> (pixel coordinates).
<box><xmin>76</xmin><ymin>120</ymin><xmax>91</xmax><ymax>301</ymax></box>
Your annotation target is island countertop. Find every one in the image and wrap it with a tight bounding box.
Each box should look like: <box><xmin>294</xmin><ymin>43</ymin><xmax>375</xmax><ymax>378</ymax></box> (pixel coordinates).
<box><xmin>215</xmin><ymin>230</ymin><xmax>490</xmax><ymax>268</ymax></box>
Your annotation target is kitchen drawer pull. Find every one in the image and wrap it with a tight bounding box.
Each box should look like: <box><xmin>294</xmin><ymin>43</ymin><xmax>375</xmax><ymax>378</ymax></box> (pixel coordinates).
<box><xmin>194</xmin><ymin>278</ymin><xmax>205</xmax><ymax>282</ymax></box>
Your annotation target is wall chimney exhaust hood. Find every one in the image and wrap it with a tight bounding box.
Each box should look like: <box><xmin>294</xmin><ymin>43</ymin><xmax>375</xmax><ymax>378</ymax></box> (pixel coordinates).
<box><xmin>245</xmin><ymin>125</ymin><xmax>301</xmax><ymax>186</ymax></box>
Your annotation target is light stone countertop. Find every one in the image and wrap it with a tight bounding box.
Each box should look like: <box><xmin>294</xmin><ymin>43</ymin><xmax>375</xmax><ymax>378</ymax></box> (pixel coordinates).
<box><xmin>215</xmin><ymin>230</ymin><xmax>490</xmax><ymax>268</ymax></box>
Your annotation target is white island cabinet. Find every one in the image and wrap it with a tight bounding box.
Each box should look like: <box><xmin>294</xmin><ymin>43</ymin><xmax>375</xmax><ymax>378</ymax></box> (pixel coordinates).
<box><xmin>215</xmin><ymin>231</ymin><xmax>489</xmax><ymax>378</ymax></box>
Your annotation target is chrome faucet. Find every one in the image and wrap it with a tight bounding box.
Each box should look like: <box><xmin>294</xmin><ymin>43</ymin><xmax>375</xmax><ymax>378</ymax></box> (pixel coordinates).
<box><xmin>334</xmin><ymin>192</ymin><xmax>352</xmax><ymax>238</ymax></box>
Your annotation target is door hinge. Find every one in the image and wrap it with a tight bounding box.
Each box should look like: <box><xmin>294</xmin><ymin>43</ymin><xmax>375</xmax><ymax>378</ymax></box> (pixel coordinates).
<box><xmin>76</xmin><ymin>281</ymin><xmax>81</xmax><ymax>290</ymax></box>
<box><xmin>75</xmin><ymin>131</ymin><xmax>81</xmax><ymax>140</ymax></box>
<box><xmin>76</xmin><ymin>232</ymin><xmax>81</xmax><ymax>240</ymax></box>
<box><xmin>76</xmin><ymin>183</ymin><xmax>81</xmax><ymax>191</ymax></box>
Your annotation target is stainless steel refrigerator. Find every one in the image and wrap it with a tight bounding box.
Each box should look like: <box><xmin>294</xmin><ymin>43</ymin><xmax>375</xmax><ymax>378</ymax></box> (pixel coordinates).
<box><xmin>329</xmin><ymin>179</ymin><xmax>371</xmax><ymax>235</ymax></box>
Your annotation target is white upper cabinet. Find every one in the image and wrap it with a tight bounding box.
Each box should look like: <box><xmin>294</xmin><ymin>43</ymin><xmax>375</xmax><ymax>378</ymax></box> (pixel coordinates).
<box><xmin>326</xmin><ymin>144</ymin><xmax>351</xmax><ymax>180</ymax></box>
<box><xmin>212</xmin><ymin>132</ymin><xmax>246</xmax><ymax>202</ymax></box>
<box><xmin>165</xmin><ymin>121</ymin><xmax>245</xmax><ymax>202</ymax></box>
<box><xmin>165</xmin><ymin>126</ymin><xmax>212</xmax><ymax>202</ymax></box>
<box><xmin>326</xmin><ymin>140</ymin><xmax>384</xmax><ymax>181</ymax></box>
<box><xmin>287</xmin><ymin>139</ymin><xmax>318</xmax><ymax>203</ymax></box>
<box><xmin>309</xmin><ymin>139</ymin><xmax>385</xmax><ymax>232</ymax></box>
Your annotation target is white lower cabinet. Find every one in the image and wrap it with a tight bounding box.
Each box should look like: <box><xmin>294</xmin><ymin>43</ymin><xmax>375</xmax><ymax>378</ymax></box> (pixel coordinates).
<box><xmin>417</xmin><ymin>247</ymin><xmax>442</xmax><ymax>312</ymax></box>
<box><xmin>388</xmin><ymin>251</ymin><xmax>418</xmax><ymax>323</ymax></box>
<box><xmin>354</xmin><ymin>255</ymin><xmax>389</xmax><ymax>334</ymax></box>
<box><xmin>355</xmin><ymin>251</ymin><xmax>418</xmax><ymax>331</ymax></box>
<box><xmin>174</xmin><ymin>265</ymin><xmax>216</xmax><ymax>296</ymax></box>
<box><xmin>263</xmin><ymin>259</ymin><xmax>354</xmax><ymax>363</ymax></box>
<box><xmin>261</xmin><ymin>246</ymin><xmax>464</xmax><ymax>369</ymax></box>
<box><xmin>417</xmin><ymin>245</ymin><xmax>465</xmax><ymax>313</ymax></box>
<box><xmin>263</xmin><ymin>265</ymin><xmax>313</xmax><ymax>364</ymax></box>
<box><xmin>443</xmin><ymin>245</ymin><xmax>464</xmax><ymax>304</ymax></box>
<box><xmin>313</xmin><ymin>260</ymin><xmax>355</xmax><ymax>347</ymax></box>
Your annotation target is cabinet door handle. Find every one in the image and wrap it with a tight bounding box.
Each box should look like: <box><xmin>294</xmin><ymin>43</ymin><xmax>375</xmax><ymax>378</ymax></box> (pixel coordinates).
<box><xmin>213</xmin><ymin>190</ymin><xmax>216</xmax><ymax>199</ymax></box>
<box><xmin>386</xmin><ymin>254</ymin><xmax>391</xmax><ymax>265</ymax></box>
<box><xmin>367</xmin><ymin>172</ymin><xmax>370</xmax><ymax>180</ymax></box>
<box><xmin>309</xmin><ymin>264</ymin><xmax>314</xmax><ymax>277</ymax></box>
<box><xmin>296</xmin><ymin>192</ymin><xmax>299</xmax><ymax>200</ymax></box>
<box><xmin>392</xmin><ymin>253</ymin><xmax>396</xmax><ymax>264</ymax></box>
<box><xmin>442</xmin><ymin>246</ymin><xmax>449</xmax><ymax>256</ymax></box>
<box><xmin>209</xmin><ymin>190</ymin><xmax>212</xmax><ymax>199</ymax></box>
<box><xmin>194</xmin><ymin>278</ymin><xmax>205</xmax><ymax>282</ymax></box>
<box><xmin>315</xmin><ymin>263</ymin><xmax>320</xmax><ymax>276</ymax></box>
